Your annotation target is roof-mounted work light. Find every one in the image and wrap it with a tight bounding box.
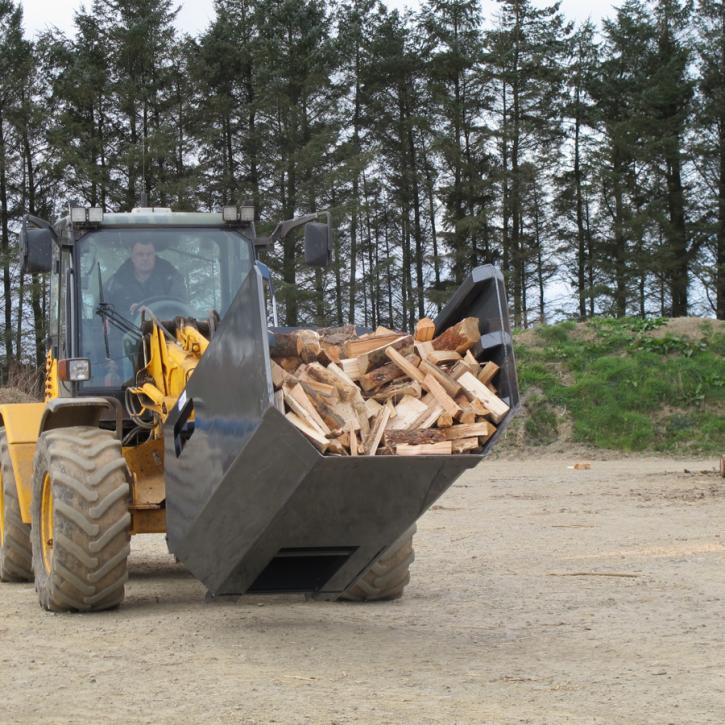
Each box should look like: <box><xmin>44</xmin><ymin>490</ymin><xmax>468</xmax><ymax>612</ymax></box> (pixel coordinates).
<box><xmin>223</xmin><ymin>205</ymin><xmax>255</xmax><ymax>224</ymax></box>
<box><xmin>70</xmin><ymin>206</ymin><xmax>104</xmax><ymax>225</ymax></box>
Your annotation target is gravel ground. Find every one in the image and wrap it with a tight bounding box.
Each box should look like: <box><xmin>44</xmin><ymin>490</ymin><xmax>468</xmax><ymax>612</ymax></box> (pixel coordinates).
<box><xmin>0</xmin><ymin>455</ymin><xmax>723</xmax><ymax>724</ymax></box>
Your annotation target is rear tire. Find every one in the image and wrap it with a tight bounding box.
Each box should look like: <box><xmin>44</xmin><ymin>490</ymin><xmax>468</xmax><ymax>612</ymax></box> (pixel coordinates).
<box><xmin>31</xmin><ymin>427</ymin><xmax>131</xmax><ymax>612</ymax></box>
<box><xmin>340</xmin><ymin>525</ymin><xmax>416</xmax><ymax>602</ymax></box>
<box><xmin>0</xmin><ymin>432</ymin><xmax>33</xmax><ymax>582</ymax></box>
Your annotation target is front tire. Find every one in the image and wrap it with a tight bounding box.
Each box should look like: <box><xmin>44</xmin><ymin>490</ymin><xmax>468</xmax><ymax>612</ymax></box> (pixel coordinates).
<box><xmin>340</xmin><ymin>525</ymin><xmax>416</xmax><ymax>602</ymax></box>
<box><xmin>31</xmin><ymin>427</ymin><xmax>131</xmax><ymax>612</ymax></box>
<box><xmin>0</xmin><ymin>432</ymin><xmax>33</xmax><ymax>582</ymax></box>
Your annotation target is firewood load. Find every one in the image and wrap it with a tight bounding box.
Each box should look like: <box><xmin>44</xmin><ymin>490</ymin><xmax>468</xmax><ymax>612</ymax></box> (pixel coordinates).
<box><xmin>268</xmin><ymin>317</ymin><xmax>510</xmax><ymax>457</ymax></box>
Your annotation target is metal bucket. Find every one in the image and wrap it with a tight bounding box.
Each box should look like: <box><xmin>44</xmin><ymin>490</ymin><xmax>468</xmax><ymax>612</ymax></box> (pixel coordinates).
<box><xmin>164</xmin><ymin>265</ymin><xmax>518</xmax><ymax>596</ymax></box>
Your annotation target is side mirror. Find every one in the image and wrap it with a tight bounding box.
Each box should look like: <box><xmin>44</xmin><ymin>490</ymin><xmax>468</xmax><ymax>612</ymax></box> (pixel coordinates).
<box><xmin>20</xmin><ymin>217</ymin><xmax>55</xmax><ymax>274</ymax></box>
<box><xmin>303</xmin><ymin>222</ymin><xmax>332</xmax><ymax>268</ymax></box>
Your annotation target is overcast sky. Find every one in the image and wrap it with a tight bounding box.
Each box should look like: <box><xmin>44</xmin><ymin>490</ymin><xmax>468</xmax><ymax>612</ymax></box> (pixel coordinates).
<box><xmin>19</xmin><ymin>0</ymin><xmax>618</xmax><ymax>38</ymax></box>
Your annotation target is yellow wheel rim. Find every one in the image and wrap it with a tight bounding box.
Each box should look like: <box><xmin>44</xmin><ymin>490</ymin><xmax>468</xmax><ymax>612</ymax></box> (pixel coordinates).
<box><xmin>40</xmin><ymin>473</ymin><xmax>54</xmax><ymax>574</ymax></box>
<box><xmin>0</xmin><ymin>466</ymin><xmax>4</xmax><ymax>547</ymax></box>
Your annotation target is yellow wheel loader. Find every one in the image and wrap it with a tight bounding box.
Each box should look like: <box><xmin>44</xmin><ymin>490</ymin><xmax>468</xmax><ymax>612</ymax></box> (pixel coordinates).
<box><xmin>0</xmin><ymin>206</ymin><xmax>518</xmax><ymax>612</ymax></box>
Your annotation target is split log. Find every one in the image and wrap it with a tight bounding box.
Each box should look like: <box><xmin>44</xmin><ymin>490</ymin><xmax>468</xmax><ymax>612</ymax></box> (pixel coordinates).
<box><xmin>426</xmin><ymin>350</ymin><xmax>461</xmax><ymax>365</ymax></box>
<box><xmin>409</xmin><ymin>401</ymin><xmax>444</xmax><ymax>430</ymax></box>
<box><xmin>329</xmin><ymin>400</ymin><xmax>361</xmax><ymax>432</ymax></box>
<box><xmin>414</xmin><ymin>317</ymin><xmax>436</xmax><ymax>342</ymax></box>
<box><xmin>275</xmin><ymin>356</ymin><xmax>303</xmax><ymax>373</ymax></box>
<box><xmin>361</xmin><ymin>335</ymin><xmax>414</xmax><ymax>373</ymax></box>
<box><xmin>422</xmin><ymin>374</ymin><xmax>461</xmax><ymax>418</ymax></box>
<box><xmin>365</xmin><ymin>398</ymin><xmax>383</xmax><ymax>418</ymax></box>
<box><xmin>386</xmin><ymin>396</ymin><xmax>429</xmax><ymax>431</ymax></box>
<box><xmin>478</xmin><ymin>360</ymin><xmax>500</xmax><ymax>385</ymax></box>
<box><xmin>343</xmin><ymin>333</ymin><xmax>401</xmax><ymax>358</ymax></box>
<box><xmin>299</xmin><ymin>384</ymin><xmax>349</xmax><ymax>431</ymax></box>
<box><xmin>286</xmin><ymin>412</ymin><xmax>329</xmax><ymax>452</ymax></box>
<box><xmin>299</xmin><ymin>378</ymin><xmax>337</xmax><ymax>400</ymax></box>
<box><xmin>451</xmin><ymin>437</ymin><xmax>480</xmax><ymax>454</ymax></box>
<box><xmin>441</xmin><ymin>422</ymin><xmax>492</xmax><ymax>440</ymax></box>
<box><xmin>419</xmin><ymin>360</ymin><xmax>462</xmax><ymax>398</ymax></box>
<box><xmin>372</xmin><ymin>380</ymin><xmax>422</xmax><ymax>403</ymax></box>
<box><xmin>364</xmin><ymin>406</ymin><xmax>391</xmax><ymax>456</ymax></box>
<box><xmin>271</xmin><ymin>359</ymin><xmax>292</xmax><ymax>389</ymax></box>
<box><xmin>296</xmin><ymin>329</ymin><xmax>322</xmax><ymax>363</ymax></box>
<box><xmin>396</xmin><ymin>442</ymin><xmax>453</xmax><ymax>456</ymax></box>
<box><xmin>273</xmin><ymin>389</ymin><xmax>285</xmax><ymax>414</ymax></box>
<box><xmin>384</xmin><ymin>429</ymin><xmax>447</xmax><ymax>447</ymax></box>
<box><xmin>285</xmin><ymin>384</ymin><xmax>331</xmax><ymax>433</ymax></box>
<box><xmin>414</xmin><ymin>340</ymin><xmax>434</xmax><ymax>360</ymax></box>
<box><xmin>431</xmin><ymin>317</ymin><xmax>480</xmax><ymax>354</ymax></box>
<box><xmin>457</xmin><ymin>372</ymin><xmax>510</xmax><ymax>424</ymax></box>
<box><xmin>354</xmin><ymin>401</ymin><xmax>371</xmax><ymax>437</ymax></box>
<box><xmin>384</xmin><ymin>347</ymin><xmax>426</xmax><ymax>384</ymax></box>
<box><xmin>457</xmin><ymin>409</ymin><xmax>477</xmax><ymax>425</ymax></box>
<box><xmin>339</xmin><ymin>357</ymin><xmax>365</xmax><ymax>380</ymax></box>
<box><xmin>436</xmin><ymin>413</ymin><xmax>454</xmax><ymax>428</ymax></box>
<box><xmin>359</xmin><ymin>354</ymin><xmax>420</xmax><ymax>392</ymax></box>
<box><xmin>348</xmin><ymin>423</ymin><xmax>359</xmax><ymax>456</ymax></box>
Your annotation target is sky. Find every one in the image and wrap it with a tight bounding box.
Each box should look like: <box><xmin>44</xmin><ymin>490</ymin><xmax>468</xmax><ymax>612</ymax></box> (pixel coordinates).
<box><xmin>19</xmin><ymin>0</ymin><xmax>618</xmax><ymax>38</ymax></box>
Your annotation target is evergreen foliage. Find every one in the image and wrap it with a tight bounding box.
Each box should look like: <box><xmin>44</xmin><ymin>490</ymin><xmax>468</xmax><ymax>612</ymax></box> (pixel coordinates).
<box><xmin>1</xmin><ymin>0</ymin><xmax>725</xmax><ymax>380</ymax></box>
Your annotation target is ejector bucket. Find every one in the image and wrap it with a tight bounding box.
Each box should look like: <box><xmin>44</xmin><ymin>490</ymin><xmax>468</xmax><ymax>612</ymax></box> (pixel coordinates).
<box><xmin>163</xmin><ymin>265</ymin><xmax>517</xmax><ymax>597</ymax></box>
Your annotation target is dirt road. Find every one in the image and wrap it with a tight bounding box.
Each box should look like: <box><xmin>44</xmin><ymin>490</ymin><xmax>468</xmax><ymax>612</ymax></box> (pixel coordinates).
<box><xmin>1</xmin><ymin>456</ymin><xmax>723</xmax><ymax>723</ymax></box>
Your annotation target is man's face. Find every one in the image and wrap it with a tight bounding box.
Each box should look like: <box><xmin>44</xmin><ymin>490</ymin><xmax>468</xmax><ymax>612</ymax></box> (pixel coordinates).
<box><xmin>131</xmin><ymin>242</ymin><xmax>156</xmax><ymax>276</ymax></box>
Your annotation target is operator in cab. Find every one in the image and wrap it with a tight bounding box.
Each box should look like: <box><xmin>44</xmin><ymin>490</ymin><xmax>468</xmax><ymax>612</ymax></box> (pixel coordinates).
<box><xmin>105</xmin><ymin>239</ymin><xmax>188</xmax><ymax>319</ymax></box>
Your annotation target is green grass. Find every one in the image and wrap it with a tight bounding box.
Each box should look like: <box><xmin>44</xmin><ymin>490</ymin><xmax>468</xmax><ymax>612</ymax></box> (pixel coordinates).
<box><xmin>514</xmin><ymin>318</ymin><xmax>725</xmax><ymax>454</ymax></box>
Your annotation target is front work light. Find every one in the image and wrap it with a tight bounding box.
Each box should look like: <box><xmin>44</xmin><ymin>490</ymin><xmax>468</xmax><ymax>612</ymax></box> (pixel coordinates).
<box><xmin>57</xmin><ymin>358</ymin><xmax>91</xmax><ymax>382</ymax></box>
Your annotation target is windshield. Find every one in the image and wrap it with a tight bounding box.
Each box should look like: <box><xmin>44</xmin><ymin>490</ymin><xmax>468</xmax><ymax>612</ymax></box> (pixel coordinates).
<box><xmin>76</xmin><ymin>227</ymin><xmax>254</xmax><ymax>389</ymax></box>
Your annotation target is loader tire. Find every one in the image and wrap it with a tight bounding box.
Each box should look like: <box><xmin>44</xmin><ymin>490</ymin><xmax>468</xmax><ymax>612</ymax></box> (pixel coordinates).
<box><xmin>31</xmin><ymin>427</ymin><xmax>131</xmax><ymax>612</ymax></box>
<box><xmin>340</xmin><ymin>524</ymin><xmax>416</xmax><ymax>602</ymax></box>
<box><xmin>0</xmin><ymin>432</ymin><xmax>33</xmax><ymax>582</ymax></box>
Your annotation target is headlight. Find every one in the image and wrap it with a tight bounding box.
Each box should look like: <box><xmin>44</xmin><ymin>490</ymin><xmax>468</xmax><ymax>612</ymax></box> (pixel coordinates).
<box><xmin>58</xmin><ymin>358</ymin><xmax>91</xmax><ymax>382</ymax></box>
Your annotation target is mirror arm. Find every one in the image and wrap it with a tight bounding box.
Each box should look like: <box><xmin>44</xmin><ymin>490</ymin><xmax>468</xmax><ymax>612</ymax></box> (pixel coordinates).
<box><xmin>26</xmin><ymin>214</ymin><xmax>56</xmax><ymax>237</ymax></box>
<box><xmin>254</xmin><ymin>211</ymin><xmax>329</xmax><ymax>248</ymax></box>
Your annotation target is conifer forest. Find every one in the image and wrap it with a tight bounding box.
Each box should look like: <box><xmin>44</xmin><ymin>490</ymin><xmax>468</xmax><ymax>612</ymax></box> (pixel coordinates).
<box><xmin>1</xmin><ymin>0</ymin><xmax>725</xmax><ymax>379</ymax></box>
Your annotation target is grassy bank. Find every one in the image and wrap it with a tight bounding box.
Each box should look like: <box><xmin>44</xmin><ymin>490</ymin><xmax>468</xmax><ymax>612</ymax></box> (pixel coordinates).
<box><xmin>511</xmin><ymin>317</ymin><xmax>725</xmax><ymax>455</ymax></box>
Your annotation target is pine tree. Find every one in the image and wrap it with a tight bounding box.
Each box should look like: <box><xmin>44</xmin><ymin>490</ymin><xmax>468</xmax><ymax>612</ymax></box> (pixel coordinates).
<box><xmin>696</xmin><ymin>0</ymin><xmax>725</xmax><ymax>318</ymax></box>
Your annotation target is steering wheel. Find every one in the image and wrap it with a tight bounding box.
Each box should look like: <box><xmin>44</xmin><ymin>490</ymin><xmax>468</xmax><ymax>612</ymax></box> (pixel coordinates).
<box><xmin>131</xmin><ymin>295</ymin><xmax>195</xmax><ymax>324</ymax></box>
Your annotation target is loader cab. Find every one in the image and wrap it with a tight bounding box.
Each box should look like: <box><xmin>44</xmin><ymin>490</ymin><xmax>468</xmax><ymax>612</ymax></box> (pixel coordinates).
<box><xmin>46</xmin><ymin>210</ymin><xmax>256</xmax><ymax>395</ymax></box>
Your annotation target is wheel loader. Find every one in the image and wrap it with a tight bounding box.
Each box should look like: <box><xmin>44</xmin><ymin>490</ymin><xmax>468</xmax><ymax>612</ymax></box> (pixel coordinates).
<box><xmin>0</xmin><ymin>205</ymin><xmax>518</xmax><ymax>612</ymax></box>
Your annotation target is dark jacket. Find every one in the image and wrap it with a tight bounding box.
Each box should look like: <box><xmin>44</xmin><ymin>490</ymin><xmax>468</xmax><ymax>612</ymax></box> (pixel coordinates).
<box><xmin>105</xmin><ymin>257</ymin><xmax>187</xmax><ymax>317</ymax></box>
